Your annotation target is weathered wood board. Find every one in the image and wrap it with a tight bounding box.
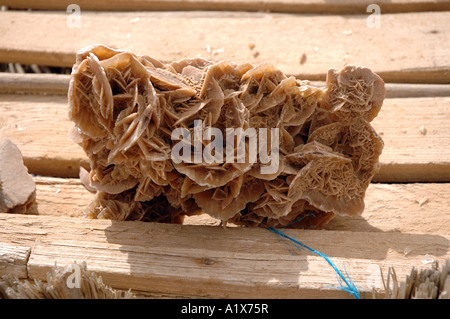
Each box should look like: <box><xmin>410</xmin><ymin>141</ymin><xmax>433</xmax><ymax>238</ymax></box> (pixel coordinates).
<box><xmin>1</xmin><ymin>213</ymin><xmax>448</xmax><ymax>298</ymax></box>
<box><xmin>1</xmin><ymin>175</ymin><xmax>446</xmax><ymax>298</ymax></box>
<box><xmin>0</xmin><ymin>11</ymin><xmax>449</xmax><ymax>83</ymax></box>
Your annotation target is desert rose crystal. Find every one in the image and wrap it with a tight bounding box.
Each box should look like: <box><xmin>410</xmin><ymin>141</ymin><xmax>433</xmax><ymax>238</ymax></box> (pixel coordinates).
<box><xmin>68</xmin><ymin>45</ymin><xmax>384</xmax><ymax>228</ymax></box>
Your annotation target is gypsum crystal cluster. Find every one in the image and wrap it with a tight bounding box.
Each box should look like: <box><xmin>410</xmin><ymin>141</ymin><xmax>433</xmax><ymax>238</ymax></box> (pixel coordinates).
<box><xmin>68</xmin><ymin>45</ymin><xmax>384</xmax><ymax>228</ymax></box>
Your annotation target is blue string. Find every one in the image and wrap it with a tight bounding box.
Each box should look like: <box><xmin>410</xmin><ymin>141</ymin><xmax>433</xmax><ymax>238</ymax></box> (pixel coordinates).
<box><xmin>267</xmin><ymin>227</ymin><xmax>360</xmax><ymax>299</ymax></box>
<box><xmin>278</xmin><ymin>230</ymin><xmax>305</xmax><ymax>256</ymax></box>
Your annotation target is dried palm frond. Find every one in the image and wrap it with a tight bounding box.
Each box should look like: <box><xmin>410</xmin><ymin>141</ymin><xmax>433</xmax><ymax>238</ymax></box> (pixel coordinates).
<box><xmin>375</xmin><ymin>259</ymin><xmax>450</xmax><ymax>299</ymax></box>
<box><xmin>0</xmin><ymin>262</ymin><xmax>135</xmax><ymax>299</ymax></box>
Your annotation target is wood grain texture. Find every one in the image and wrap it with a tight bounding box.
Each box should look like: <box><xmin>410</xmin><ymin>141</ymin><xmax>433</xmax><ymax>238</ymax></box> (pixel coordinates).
<box><xmin>0</xmin><ymin>213</ymin><xmax>448</xmax><ymax>298</ymax></box>
<box><xmin>3</xmin><ymin>0</ymin><xmax>450</xmax><ymax>14</ymax></box>
<box><xmin>0</xmin><ymin>11</ymin><xmax>449</xmax><ymax>83</ymax></box>
<box><xmin>372</xmin><ymin>97</ymin><xmax>450</xmax><ymax>182</ymax></box>
<box><xmin>324</xmin><ymin>183</ymin><xmax>450</xmax><ymax>235</ymax></box>
<box><xmin>0</xmin><ymin>94</ymin><xmax>89</xmax><ymax>177</ymax></box>
<box><xmin>2</xmin><ymin>94</ymin><xmax>449</xmax><ymax>181</ymax></box>
<box><xmin>31</xmin><ymin>176</ymin><xmax>94</xmax><ymax>218</ymax></box>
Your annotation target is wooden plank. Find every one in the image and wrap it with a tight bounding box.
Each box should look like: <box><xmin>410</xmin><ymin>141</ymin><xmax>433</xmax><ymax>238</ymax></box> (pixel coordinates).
<box><xmin>324</xmin><ymin>183</ymin><xmax>450</xmax><ymax>235</ymax></box>
<box><xmin>31</xmin><ymin>176</ymin><xmax>94</xmax><ymax>218</ymax></box>
<box><xmin>0</xmin><ymin>214</ymin><xmax>448</xmax><ymax>298</ymax></box>
<box><xmin>3</xmin><ymin>0</ymin><xmax>450</xmax><ymax>14</ymax></box>
<box><xmin>0</xmin><ymin>11</ymin><xmax>449</xmax><ymax>83</ymax></box>
<box><xmin>2</xmin><ymin>94</ymin><xmax>449</xmax><ymax>181</ymax></box>
<box><xmin>0</xmin><ymin>94</ymin><xmax>89</xmax><ymax>177</ymax></box>
<box><xmin>383</xmin><ymin>83</ymin><xmax>450</xmax><ymax>99</ymax></box>
<box><xmin>372</xmin><ymin>97</ymin><xmax>450</xmax><ymax>182</ymax></box>
<box><xmin>0</xmin><ymin>243</ymin><xmax>30</xmax><ymax>279</ymax></box>
<box><xmin>0</xmin><ymin>73</ymin><xmax>70</xmax><ymax>95</ymax></box>
<box><xmin>2</xmin><ymin>73</ymin><xmax>450</xmax><ymax>98</ymax></box>
<box><xmin>30</xmin><ymin>176</ymin><xmax>450</xmax><ymax>235</ymax></box>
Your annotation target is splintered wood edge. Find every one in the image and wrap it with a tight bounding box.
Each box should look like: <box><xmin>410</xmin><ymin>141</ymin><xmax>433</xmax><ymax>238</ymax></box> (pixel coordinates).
<box><xmin>0</xmin><ymin>213</ymin><xmax>448</xmax><ymax>298</ymax></box>
<box><xmin>0</xmin><ymin>243</ymin><xmax>30</xmax><ymax>279</ymax></box>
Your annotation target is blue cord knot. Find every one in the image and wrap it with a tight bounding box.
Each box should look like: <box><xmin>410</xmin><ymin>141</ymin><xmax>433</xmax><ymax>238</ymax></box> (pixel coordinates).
<box><xmin>268</xmin><ymin>227</ymin><xmax>360</xmax><ymax>299</ymax></box>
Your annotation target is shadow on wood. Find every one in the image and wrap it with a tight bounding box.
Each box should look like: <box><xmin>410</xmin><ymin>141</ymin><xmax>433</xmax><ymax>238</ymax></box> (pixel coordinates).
<box><xmin>99</xmin><ymin>219</ymin><xmax>450</xmax><ymax>298</ymax></box>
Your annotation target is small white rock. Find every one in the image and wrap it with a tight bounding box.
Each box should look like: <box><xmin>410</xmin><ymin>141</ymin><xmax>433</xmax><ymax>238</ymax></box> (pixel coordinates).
<box><xmin>0</xmin><ymin>138</ymin><xmax>36</xmax><ymax>213</ymax></box>
<box><xmin>403</xmin><ymin>247</ymin><xmax>412</xmax><ymax>256</ymax></box>
<box><xmin>419</xmin><ymin>196</ymin><xmax>429</xmax><ymax>207</ymax></box>
<box><xmin>419</xmin><ymin>125</ymin><xmax>427</xmax><ymax>135</ymax></box>
<box><xmin>421</xmin><ymin>254</ymin><xmax>435</xmax><ymax>265</ymax></box>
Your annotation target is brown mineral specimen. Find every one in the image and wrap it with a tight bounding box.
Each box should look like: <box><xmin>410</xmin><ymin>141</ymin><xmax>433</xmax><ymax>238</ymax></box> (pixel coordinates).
<box><xmin>68</xmin><ymin>45</ymin><xmax>384</xmax><ymax>228</ymax></box>
<box><xmin>0</xmin><ymin>138</ymin><xmax>36</xmax><ymax>214</ymax></box>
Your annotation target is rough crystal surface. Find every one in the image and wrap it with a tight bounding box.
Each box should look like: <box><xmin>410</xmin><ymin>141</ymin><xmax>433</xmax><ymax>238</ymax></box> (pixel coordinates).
<box><xmin>69</xmin><ymin>45</ymin><xmax>384</xmax><ymax>228</ymax></box>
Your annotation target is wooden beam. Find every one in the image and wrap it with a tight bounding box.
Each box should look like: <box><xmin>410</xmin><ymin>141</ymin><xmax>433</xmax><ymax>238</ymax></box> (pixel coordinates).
<box><xmin>2</xmin><ymin>0</ymin><xmax>450</xmax><ymax>14</ymax></box>
<box><xmin>2</xmin><ymin>73</ymin><xmax>449</xmax><ymax>98</ymax></box>
<box><xmin>0</xmin><ymin>11</ymin><xmax>448</xmax><ymax>83</ymax></box>
<box><xmin>30</xmin><ymin>176</ymin><xmax>450</xmax><ymax>235</ymax></box>
<box><xmin>0</xmin><ymin>214</ymin><xmax>448</xmax><ymax>298</ymax></box>
<box><xmin>32</xmin><ymin>176</ymin><xmax>94</xmax><ymax>218</ymax></box>
<box><xmin>371</xmin><ymin>97</ymin><xmax>450</xmax><ymax>182</ymax></box>
<box><xmin>0</xmin><ymin>73</ymin><xmax>70</xmax><ymax>95</ymax></box>
<box><xmin>384</xmin><ymin>83</ymin><xmax>450</xmax><ymax>99</ymax></box>
<box><xmin>324</xmin><ymin>183</ymin><xmax>450</xmax><ymax>235</ymax></box>
<box><xmin>0</xmin><ymin>94</ymin><xmax>89</xmax><ymax>177</ymax></box>
<box><xmin>6</xmin><ymin>176</ymin><xmax>450</xmax><ymax>296</ymax></box>
<box><xmin>2</xmin><ymin>94</ymin><xmax>449</xmax><ymax>181</ymax></box>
